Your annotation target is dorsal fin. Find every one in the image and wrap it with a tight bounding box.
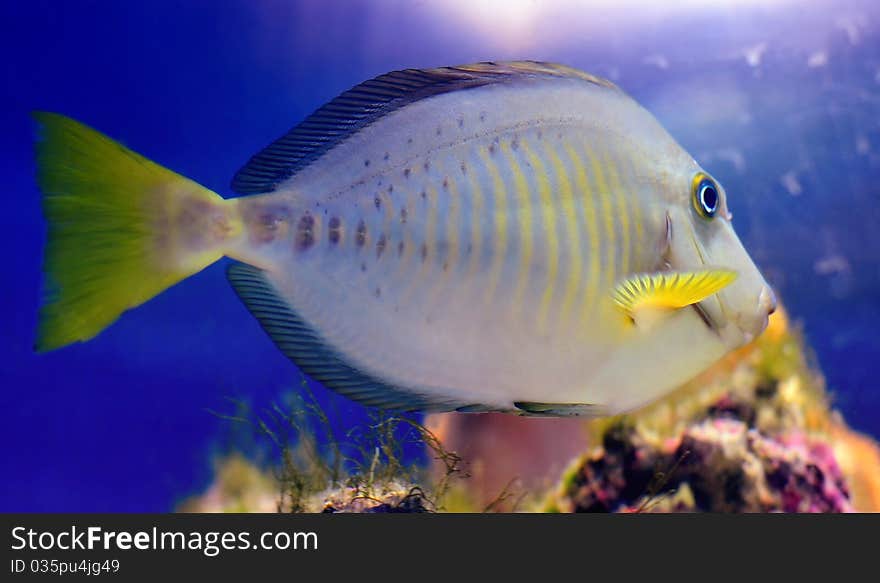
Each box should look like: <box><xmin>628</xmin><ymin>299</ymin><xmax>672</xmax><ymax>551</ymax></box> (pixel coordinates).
<box><xmin>231</xmin><ymin>61</ymin><xmax>618</xmax><ymax>194</ymax></box>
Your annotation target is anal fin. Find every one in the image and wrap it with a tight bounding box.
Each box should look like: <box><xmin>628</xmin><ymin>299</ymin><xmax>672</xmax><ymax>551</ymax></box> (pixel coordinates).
<box><xmin>514</xmin><ymin>401</ymin><xmax>606</xmax><ymax>417</ymax></box>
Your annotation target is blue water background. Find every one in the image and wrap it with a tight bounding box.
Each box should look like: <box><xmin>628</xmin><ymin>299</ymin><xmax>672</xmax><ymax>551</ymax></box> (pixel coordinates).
<box><xmin>1</xmin><ymin>0</ymin><xmax>878</xmax><ymax>510</ymax></box>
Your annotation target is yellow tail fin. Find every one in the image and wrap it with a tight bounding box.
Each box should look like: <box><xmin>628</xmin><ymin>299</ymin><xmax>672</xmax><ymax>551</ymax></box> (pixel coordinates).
<box><xmin>34</xmin><ymin>112</ymin><xmax>239</xmax><ymax>351</ymax></box>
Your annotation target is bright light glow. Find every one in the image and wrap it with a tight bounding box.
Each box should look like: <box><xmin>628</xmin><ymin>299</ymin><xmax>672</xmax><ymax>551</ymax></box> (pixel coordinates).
<box><xmin>447</xmin><ymin>0</ymin><xmax>544</xmax><ymax>48</ymax></box>
<box><xmin>431</xmin><ymin>0</ymin><xmax>794</xmax><ymax>51</ymax></box>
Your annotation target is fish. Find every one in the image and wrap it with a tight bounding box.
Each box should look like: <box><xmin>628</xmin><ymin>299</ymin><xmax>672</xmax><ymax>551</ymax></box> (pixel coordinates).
<box><xmin>33</xmin><ymin>61</ymin><xmax>777</xmax><ymax>417</ymax></box>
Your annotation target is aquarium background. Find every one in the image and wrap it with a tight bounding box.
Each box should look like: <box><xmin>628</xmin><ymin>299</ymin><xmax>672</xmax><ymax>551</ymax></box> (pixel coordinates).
<box><xmin>1</xmin><ymin>0</ymin><xmax>878</xmax><ymax>511</ymax></box>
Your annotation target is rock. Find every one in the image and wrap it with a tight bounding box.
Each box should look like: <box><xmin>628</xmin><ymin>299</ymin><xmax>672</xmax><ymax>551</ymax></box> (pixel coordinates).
<box><xmin>321</xmin><ymin>485</ymin><xmax>431</xmax><ymax>513</ymax></box>
<box><xmin>552</xmin><ymin>415</ymin><xmax>852</xmax><ymax>512</ymax></box>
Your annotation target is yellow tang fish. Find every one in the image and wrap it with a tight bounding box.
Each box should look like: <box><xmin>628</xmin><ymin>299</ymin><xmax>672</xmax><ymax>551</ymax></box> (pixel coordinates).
<box><xmin>34</xmin><ymin>61</ymin><xmax>776</xmax><ymax>416</ymax></box>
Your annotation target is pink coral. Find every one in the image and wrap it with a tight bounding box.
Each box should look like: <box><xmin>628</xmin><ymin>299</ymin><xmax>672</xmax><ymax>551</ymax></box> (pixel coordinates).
<box><xmin>555</xmin><ymin>394</ymin><xmax>853</xmax><ymax>513</ymax></box>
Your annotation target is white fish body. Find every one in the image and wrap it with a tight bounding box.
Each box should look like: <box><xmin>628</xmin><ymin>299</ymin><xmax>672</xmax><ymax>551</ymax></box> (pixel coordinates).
<box><xmin>34</xmin><ymin>62</ymin><xmax>776</xmax><ymax>416</ymax></box>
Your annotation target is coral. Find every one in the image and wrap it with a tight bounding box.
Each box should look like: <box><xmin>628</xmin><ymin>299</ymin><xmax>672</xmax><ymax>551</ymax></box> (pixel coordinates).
<box><xmin>550</xmin><ymin>412</ymin><xmax>852</xmax><ymax>513</ymax></box>
<box><xmin>828</xmin><ymin>422</ymin><xmax>880</xmax><ymax>511</ymax></box>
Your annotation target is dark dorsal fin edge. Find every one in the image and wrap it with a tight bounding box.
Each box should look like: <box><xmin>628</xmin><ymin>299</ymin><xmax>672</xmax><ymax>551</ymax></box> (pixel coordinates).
<box><xmin>231</xmin><ymin>61</ymin><xmax>618</xmax><ymax>195</ymax></box>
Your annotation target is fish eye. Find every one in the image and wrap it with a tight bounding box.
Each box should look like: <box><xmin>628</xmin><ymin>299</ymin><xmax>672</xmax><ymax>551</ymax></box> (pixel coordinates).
<box><xmin>692</xmin><ymin>173</ymin><xmax>719</xmax><ymax>219</ymax></box>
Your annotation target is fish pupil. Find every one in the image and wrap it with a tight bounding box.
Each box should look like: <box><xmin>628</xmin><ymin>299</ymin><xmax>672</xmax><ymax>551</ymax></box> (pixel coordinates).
<box><xmin>700</xmin><ymin>182</ymin><xmax>718</xmax><ymax>215</ymax></box>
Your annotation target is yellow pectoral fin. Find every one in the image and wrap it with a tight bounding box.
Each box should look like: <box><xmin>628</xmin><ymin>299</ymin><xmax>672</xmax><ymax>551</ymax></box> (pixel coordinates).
<box><xmin>612</xmin><ymin>269</ymin><xmax>737</xmax><ymax>329</ymax></box>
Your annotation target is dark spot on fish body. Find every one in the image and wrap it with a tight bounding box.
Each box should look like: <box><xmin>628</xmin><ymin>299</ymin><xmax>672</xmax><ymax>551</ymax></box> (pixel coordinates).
<box><xmin>511</xmin><ymin>137</ymin><xmax>520</xmax><ymax>151</ymax></box>
<box><xmin>407</xmin><ymin>137</ymin><xmax>413</xmax><ymax>145</ymax></box>
<box><xmin>375</xmin><ymin>287</ymin><xmax>382</xmax><ymax>298</ymax></box>
<box><xmin>207</xmin><ymin>210</ymin><xmax>235</xmax><ymax>245</ymax></box>
<box><xmin>400</xmin><ymin>207</ymin><xmax>408</xmax><ymax>223</ymax></box>
<box><xmin>398</xmin><ymin>241</ymin><xmax>405</xmax><ymax>256</ymax></box>
<box><xmin>388</xmin><ymin>184</ymin><xmax>394</xmax><ymax>194</ymax></box>
<box><xmin>383</xmin><ymin>152</ymin><xmax>390</xmax><ymax>161</ymax></box>
<box><xmin>457</xmin><ymin>118</ymin><xmax>464</xmax><ymax>129</ymax></box>
<box><xmin>356</xmin><ymin>220</ymin><xmax>367</xmax><ymax>248</ymax></box>
<box><xmin>420</xmin><ymin>190</ymin><xmax>427</xmax><ymax>201</ymax></box>
<box><xmin>488</xmin><ymin>143</ymin><xmax>496</xmax><ymax>155</ymax></box>
<box><xmin>328</xmin><ymin>217</ymin><xmax>342</xmax><ymax>245</ymax></box>
<box><xmin>420</xmin><ymin>243</ymin><xmax>428</xmax><ymax>262</ymax></box>
<box><xmin>479</xmin><ymin>112</ymin><xmax>486</xmax><ymax>123</ymax></box>
<box><xmin>374</xmin><ymin>196</ymin><xmax>382</xmax><ymax>211</ymax></box>
<box><xmin>175</xmin><ymin>197</ymin><xmax>230</xmax><ymax>252</ymax></box>
<box><xmin>460</xmin><ymin>162</ymin><xmax>467</xmax><ymax>175</ymax></box>
<box><xmin>376</xmin><ymin>233</ymin><xmax>387</xmax><ymax>258</ymax></box>
<box><xmin>423</xmin><ymin>161</ymin><xmax>430</xmax><ymax>172</ymax></box>
<box><xmin>404</xmin><ymin>168</ymin><xmax>411</xmax><ymax>179</ymax></box>
<box><xmin>295</xmin><ymin>212</ymin><xmax>316</xmax><ymax>251</ymax></box>
<box><xmin>436</xmin><ymin>127</ymin><xmax>442</xmax><ymax>136</ymax></box>
<box><xmin>364</xmin><ymin>159</ymin><xmax>371</xmax><ymax>167</ymax></box>
<box><xmin>361</xmin><ymin>262</ymin><xmax>367</xmax><ymax>272</ymax></box>
<box><xmin>442</xmin><ymin>177</ymin><xmax>449</xmax><ymax>190</ymax></box>
<box><xmin>245</xmin><ymin>203</ymin><xmax>290</xmax><ymax>245</ymax></box>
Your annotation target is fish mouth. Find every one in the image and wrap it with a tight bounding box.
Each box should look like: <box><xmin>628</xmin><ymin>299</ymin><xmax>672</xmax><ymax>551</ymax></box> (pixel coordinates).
<box><xmin>664</xmin><ymin>211</ymin><xmax>773</xmax><ymax>348</ymax></box>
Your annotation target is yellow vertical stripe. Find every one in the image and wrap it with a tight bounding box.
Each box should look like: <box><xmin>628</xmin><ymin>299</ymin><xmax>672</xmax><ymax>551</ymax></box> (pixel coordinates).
<box><xmin>465</xmin><ymin>153</ymin><xmax>485</xmax><ymax>278</ymax></box>
<box><xmin>480</xmin><ymin>146</ymin><xmax>506</xmax><ymax>302</ymax></box>
<box><xmin>422</xmin><ymin>173</ymin><xmax>461</xmax><ymax>307</ymax></box>
<box><xmin>445</xmin><ymin>175</ymin><xmax>461</xmax><ymax>276</ymax></box>
<box><xmin>502</xmin><ymin>140</ymin><xmax>532</xmax><ymax>312</ymax></box>
<box><xmin>565</xmin><ymin>144</ymin><xmax>600</xmax><ymax>324</ymax></box>
<box><xmin>523</xmin><ymin>140</ymin><xmax>558</xmax><ymax>332</ymax></box>
<box><xmin>549</xmin><ymin>145</ymin><xmax>581</xmax><ymax>328</ymax></box>
<box><xmin>603</xmin><ymin>150</ymin><xmax>630</xmax><ymax>278</ymax></box>
<box><xmin>586</xmin><ymin>146</ymin><xmax>616</xmax><ymax>323</ymax></box>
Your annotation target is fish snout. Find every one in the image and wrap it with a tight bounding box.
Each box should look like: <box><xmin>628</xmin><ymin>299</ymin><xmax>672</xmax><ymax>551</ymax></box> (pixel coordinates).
<box><xmin>759</xmin><ymin>285</ymin><xmax>777</xmax><ymax>316</ymax></box>
<box><xmin>734</xmin><ymin>285</ymin><xmax>776</xmax><ymax>344</ymax></box>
